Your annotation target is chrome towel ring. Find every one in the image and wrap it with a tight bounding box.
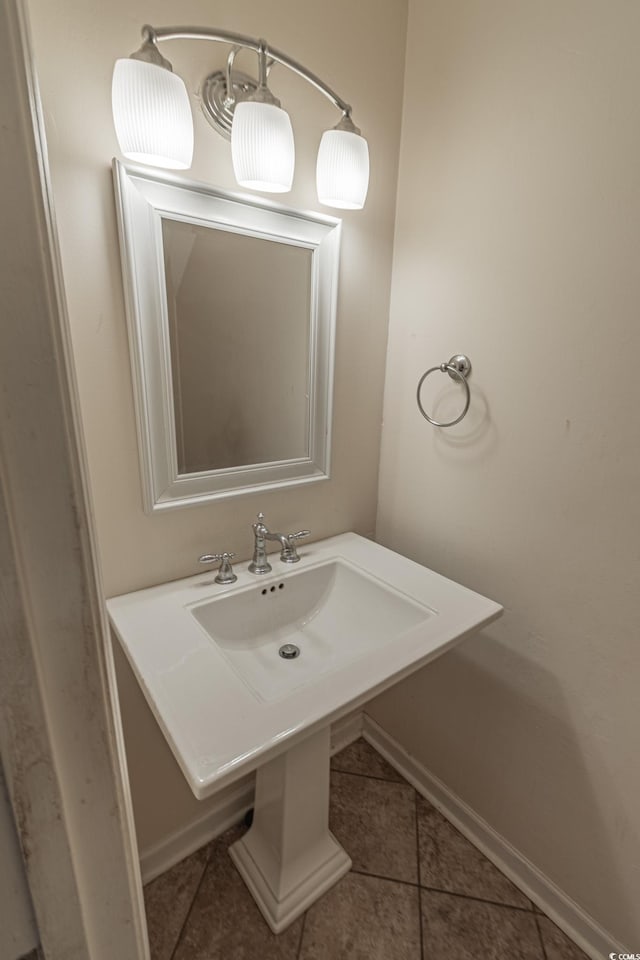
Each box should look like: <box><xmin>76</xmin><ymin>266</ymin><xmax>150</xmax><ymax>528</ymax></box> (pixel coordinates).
<box><xmin>416</xmin><ymin>354</ymin><xmax>472</xmax><ymax>428</ymax></box>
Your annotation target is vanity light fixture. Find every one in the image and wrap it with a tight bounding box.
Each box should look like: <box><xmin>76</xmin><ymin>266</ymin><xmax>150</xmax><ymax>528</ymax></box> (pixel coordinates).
<box><xmin>111</xmin><ymin>25</ymin><xmax>369</xmax><ymax>209</ymax></box>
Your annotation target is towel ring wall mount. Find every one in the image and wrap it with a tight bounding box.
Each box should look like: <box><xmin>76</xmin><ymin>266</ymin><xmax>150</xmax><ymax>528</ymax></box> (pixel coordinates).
<box><xmin>416</xmin><ymin>354</ymin><xmax>472</xmax><ymax>428</ymax></box>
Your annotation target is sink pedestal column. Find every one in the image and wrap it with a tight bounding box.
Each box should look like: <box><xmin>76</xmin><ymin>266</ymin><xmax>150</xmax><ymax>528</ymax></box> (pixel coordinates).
<box><xmin>229</xmin><ymin>726</ymin><xmax>351</xmax><ymax>933</ymax></box>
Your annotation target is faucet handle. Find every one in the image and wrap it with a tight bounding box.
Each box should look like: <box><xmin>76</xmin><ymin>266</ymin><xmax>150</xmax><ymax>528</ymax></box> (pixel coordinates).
<box><xmin>280</xmin><ymin>530</ymin><xmax>310</xmax><ymax>564</ymax></box>
<box><xmin>199</xmin><ymin>552</ymin><xmax>238</xmax><ymax>585</ymax></box>
<box><xmin>288</xmin><ymin>530</ymin><xmax>310</xmax><ymax>542</ymax></box>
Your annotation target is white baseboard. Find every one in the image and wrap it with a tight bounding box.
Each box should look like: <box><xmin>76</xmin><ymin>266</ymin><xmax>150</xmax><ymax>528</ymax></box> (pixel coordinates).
<box><xmin>361</xmin><ymin>714</ymin><xmax>628</xmax><ymax>960</ymax></box>
<box><xmin>139</xmin><ymin>709</ymin><xmax>363</xmax><ymax>884</ymax></box>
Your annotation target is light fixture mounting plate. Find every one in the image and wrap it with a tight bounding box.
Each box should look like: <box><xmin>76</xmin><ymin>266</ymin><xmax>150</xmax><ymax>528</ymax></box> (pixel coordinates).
<box><xmin>200</xmin><ymin>70</ymin><xmax>258</xmax><ymax>140</ymax></box>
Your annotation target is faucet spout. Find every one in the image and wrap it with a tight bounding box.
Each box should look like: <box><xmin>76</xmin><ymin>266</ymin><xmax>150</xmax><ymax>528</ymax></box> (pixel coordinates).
<box><xmin>248</xmin><ymin>513</ymin><xmax>311</xmax><ymax>574</ymax></box>
<box><xmin>264</xmin><ymin>530</ymin><xmax>291</xmax><ymax>551</ymax></box>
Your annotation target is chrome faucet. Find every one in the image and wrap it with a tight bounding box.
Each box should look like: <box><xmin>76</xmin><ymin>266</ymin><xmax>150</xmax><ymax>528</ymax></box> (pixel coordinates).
<box><xmin>248</xmin><ymin>512</ymin><xmax>310</xmax><ymax>575</ymax></box>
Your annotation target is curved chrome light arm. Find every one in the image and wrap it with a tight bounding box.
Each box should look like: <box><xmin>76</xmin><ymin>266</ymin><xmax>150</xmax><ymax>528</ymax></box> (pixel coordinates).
<box><xmin>141</xmin><ymin>23</ymin><xmax>352</xmax><ymax>117</ymax></box>
<box><xmin>120</xmin><ymin>24</ymin><xmax>369</xmax><ymax>206</ymax></box>
<box><xmin>225</xmin><ymin>46</ymin><xmax>242</xmax><ymax>106</ymax></box>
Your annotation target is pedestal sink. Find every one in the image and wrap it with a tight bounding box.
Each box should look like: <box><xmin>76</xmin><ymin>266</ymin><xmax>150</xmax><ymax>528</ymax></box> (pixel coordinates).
<box><xmin>107</xmin><ymin>533</ymin><xmax>501</xmax><ymax>932</ymax></box>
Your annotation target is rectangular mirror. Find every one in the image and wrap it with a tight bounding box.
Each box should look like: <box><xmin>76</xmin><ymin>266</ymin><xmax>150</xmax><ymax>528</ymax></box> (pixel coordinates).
<box><xmin>113</xmin><ymin>161</ymin><xmax>341</xmax><ymax>511</ymax></box>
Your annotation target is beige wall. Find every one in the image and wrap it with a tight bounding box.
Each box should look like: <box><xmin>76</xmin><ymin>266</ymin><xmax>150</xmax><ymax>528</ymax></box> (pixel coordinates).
<box><xmin>27</xmin><ymin>0</ymin><xmax>407</xmax><ymax>853</ymax></box>
<box><xmin>372</xmin><ymin>0</ymin><xmax>640</xmax><ymax>947</ymax></box>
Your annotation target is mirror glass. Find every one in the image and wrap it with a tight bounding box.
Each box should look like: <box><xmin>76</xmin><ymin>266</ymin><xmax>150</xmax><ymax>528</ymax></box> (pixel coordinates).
<box><xmin>162</xmin><ymin>219</ymin><xmax>312</xmax><ymax>474</ymax></box>
<box><xmin>113</xmin><ymin>161</ymin><xmax>341</xmax><ymax>512</ymax></box>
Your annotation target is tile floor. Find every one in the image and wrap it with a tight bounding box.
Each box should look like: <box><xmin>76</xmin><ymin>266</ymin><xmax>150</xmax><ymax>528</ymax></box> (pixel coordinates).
<box><xmin>144</xmin><ymin>738</ymin><xmax>590</xmax><ymax>960</ymax></box>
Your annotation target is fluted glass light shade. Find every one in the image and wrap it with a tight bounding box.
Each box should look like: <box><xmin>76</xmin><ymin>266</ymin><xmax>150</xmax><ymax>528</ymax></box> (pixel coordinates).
<box><xmin>112</xmin><ymin>58</ymin><xmax>194</xmax><ymax>169</ymax></box>
<box><xmin>316</xmin><ymin>127</ymin><xmax>370</xmax><ymax>210</ymax></box>
<box><xmin>231</xmin><ymin>100</ymin><xmax>295</xmax><ymax>193</ymax></box>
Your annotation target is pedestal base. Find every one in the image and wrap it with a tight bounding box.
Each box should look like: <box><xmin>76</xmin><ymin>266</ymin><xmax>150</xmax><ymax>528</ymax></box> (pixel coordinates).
<box><xmin>230</xmin><ymin>828</ymin><xmax>350</xmax><ymax>933</ymax></box>
<box><xmin>228</xmin><ymin>726</ymin><xmax>351</xmax><ymax>933</ymax></box>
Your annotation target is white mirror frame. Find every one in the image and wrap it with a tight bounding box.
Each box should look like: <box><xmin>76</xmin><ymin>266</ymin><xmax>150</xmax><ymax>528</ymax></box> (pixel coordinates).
<box><xmin>112</xmin><ymin>160</ymin><xmax>341</xmax><ymax>512</ymax></box>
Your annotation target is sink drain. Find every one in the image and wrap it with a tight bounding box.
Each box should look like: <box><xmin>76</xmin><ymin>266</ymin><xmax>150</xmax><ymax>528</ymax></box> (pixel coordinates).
<box><xmin>279</xmin><ymin>643</ymin><xmax>300</xmax><ymax>660</ymax></box>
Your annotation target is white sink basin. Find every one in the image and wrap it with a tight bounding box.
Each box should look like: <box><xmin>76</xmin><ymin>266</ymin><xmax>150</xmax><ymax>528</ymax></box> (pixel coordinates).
<box><xmin>107</xmin><ymin>533</ymin><xmax>501</xmax><ymax>799</ymax></box>
<box><xmin>190</xmin><ymin>558</ymin><xmax>432</xmax><ymax>702</ymax></box>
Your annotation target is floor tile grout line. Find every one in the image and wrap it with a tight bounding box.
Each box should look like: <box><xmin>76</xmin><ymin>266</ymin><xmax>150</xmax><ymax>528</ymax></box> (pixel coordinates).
<box><xmin>168</xmin><ymin>845</ymin><xmax>214</xmax><ymax>960</ymax></box>
<box><xmin>418</xmin><ymin>883</ymin><xmax>537</xmax><ymax>914</ymax></box>
<box><xmin>349</xmin><ymin>867</ymin><xmax>536</xmax><ymax>913</ymax></box>
<box><xmin>296</xmin><ymin>909</ymin><xmax>307</xmax><ymax>960</ymax></box>
<box><xmin>333</xmin><ymin>764</ymin><xmax>541</xmax><ymax>913</ymax></box>
<box><xmin>534</xmin><ymin>911</ymin><xmax>549</xmax><ymax>960</ymax></box>
<box><xmin>330</xmin><ymin>766</ymin><xmax>407</xmax><ymax>786</ymax></box>
<box><xmin>415</xmin><ymin>789</ymin><xmax>425</xmax><ymax>960</ymax></box>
